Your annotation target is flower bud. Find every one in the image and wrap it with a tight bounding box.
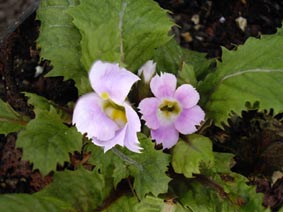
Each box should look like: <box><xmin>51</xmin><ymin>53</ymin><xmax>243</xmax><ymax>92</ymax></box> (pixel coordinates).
<box><xmin>138</xmin><ymin>60</ymin><xmax>156</xmax><ymax>84</ymax></box>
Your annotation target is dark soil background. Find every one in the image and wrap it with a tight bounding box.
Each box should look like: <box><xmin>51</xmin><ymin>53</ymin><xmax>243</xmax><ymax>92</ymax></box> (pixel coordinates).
<box><xmin>0</xmin><ymin>0</ymin><xmax>283</xmax><ymax>210</ymax></box>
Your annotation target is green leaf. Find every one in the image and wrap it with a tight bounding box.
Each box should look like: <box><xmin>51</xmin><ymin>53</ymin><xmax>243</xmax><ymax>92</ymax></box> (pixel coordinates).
<box><xmin>102</xmin><ymin>195</ymin><xmax>138</xmax><ymax>212</ymax></box>
<box><xmin>24</xmin><ymin>92</ymin><xmax>52</xmax><ymax>112</ymax></box>
<box><xmin>172</xmin><ymin>134</ymin><xmax>214</xmax><ymax>178</ymax></box>
<box><xmin>220</xmin><ymin>173</ymin><xmax>268</xmax><ymax>212</ymax></box>
<box><xmin>85</xmin><ymin>133</ymin><xmax>171</xmax><ymax>199</ymax></box>
<box><xmin>36</xmin><ymin>168</ymin><xmax>110</xmax><ymax>212</ymax></box>
<box><xmin>16</xmin><ymin>108</ymin><xmax>82</xmax><ymax>175</ymax></box>
<box><xmin>177</xmin><ymin>62</ymin><xmax>197</xmax><ymax>87</ymax></box>
<box><xmin>68</xmin><ymin>0</ymin><xmax>173</xmax><ymax>71</ymax></box>
<box><xmin>154</xmin><ymin>39</ymin><xmax>213</xmax><ymax>79</ymax></box>
<box><xmin>0</xmin><ymin>194</ymin><xmax>73</xmax><ymax>212</ymax></box>
<box><xmin>179</xmin><ymin>180</ymin><xmax>234</xmax><ymax>212</ymax></box>
<box><xmin>153</xmin><ymin>39</ymin><xmax>184</xmax><ymax>75</ymax></box>
<box><xmin>212</xmin><ymin>152</ymin><xmax>235</xmax><ymax>173</ymax></box>
<box><xmin>0</xmin><ymin>98</ymin><xmax>26</xmax><ymax>134</ymax></box>
<box><xmin>37</xmin><ymin>0</ymin><xmax>90</xmax><ymax>94</ymax></box>
<box><xmin>176</xmin><ymin>172</ymin><xmax>268</xmax><ymax>212</ymax></box>
<box><xmin>24</xmin><ymin>92</ymin><xmax>71</xmax><ymax>123</ymax></box>
<box><xmin>135</xmin><ymin>195</ymin><xmax>189</xmax><ymax>212</ymax></box>
<box><xmin>205</xmin><ymin>69</ymin><xmax>283</xmax><ymax>126</ymax></box>
<box><xmin>85</xmin><ymin>142</ymin><xmax>127</xmax><ymax>188</ymax></box>
<box><xmin>199</xmin><ymin>31</ymin><xmax>283</xmax><ymax>126</ymax></box>
<box><xmin>126</xmin><ymin>134</ymin><xmax>171</xmax><ymax>198</ymax></box>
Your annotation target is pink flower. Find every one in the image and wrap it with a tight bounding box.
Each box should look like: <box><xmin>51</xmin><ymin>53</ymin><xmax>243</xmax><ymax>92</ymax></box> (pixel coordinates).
<box><xmin>138</xmin><ymin>73</ymin><xmax>205</xmax><ymax>149</ymax></box>
<box><xmin>73</xmin><ymin>61</ymin><xmax>142</xmax><ymax>153</ymax></box>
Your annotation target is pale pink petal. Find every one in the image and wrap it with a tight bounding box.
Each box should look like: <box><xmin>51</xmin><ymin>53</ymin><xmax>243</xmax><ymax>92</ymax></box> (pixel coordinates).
<box><xmin>92</xmin><ymin>127</ymin><xmax>127</xmax><ymax>152</ymax></box>
<box><xmin>89</xmin><ymin>61</ymin><xmax>140</xmax><ymax>104</ymax></box>
<box><xmin>72</xmin><ymin>93</ymin><xmax>119</xmax><ymax>141</ymax></box>
<box><xmin>124</xmin><ymin>104</ymin><xmax>141</xmax><ymax>132</ymax></box>
<box><xmin>174</xmin><ymin>84</ymin><xmax>200</xmax><ymax>109</ymax></box>
<box><xmin>151</xmin><ymin>125</ymin><xmax>179</xmax><ymax>149</ymax></box>
<box><xmin>138</xmin><ymin>97</ymin><xmax>160</xmax><ymax>129</ymax></box>
<box><xmin>124</xmin><ymin>104</ymin><xmax>142</xmax><ymax>153</ymax></box>
<box><xmin>174</xmin><ymin>106</ymin><xmax>205</xmax><ymax>134</ymax></box>
<box><xmin>137</xmin><ymin>60</ymin><xmax>156</xmax><ymax>83</ymax></box>
<box><xmin>150</xmin><ymin>73</ymin><xmax>177</xmax><ymax>98</ymax></box>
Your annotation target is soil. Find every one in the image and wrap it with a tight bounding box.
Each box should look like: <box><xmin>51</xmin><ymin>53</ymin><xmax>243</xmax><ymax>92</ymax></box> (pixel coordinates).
<box><xmin>0</xmin><ymin>0</ymin><xmax>283</xmax><ymax>210</ymax></box>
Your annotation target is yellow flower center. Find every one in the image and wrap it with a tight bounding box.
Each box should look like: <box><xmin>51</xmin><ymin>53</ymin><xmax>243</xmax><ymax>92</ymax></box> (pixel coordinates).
<box><xmin>101</xmin><ymin>92</ymin><xmax>110</xmax><ymax>100</ymax></box>
<box><xmin>103</xmin><ymin>100</ymin><xmax>127</xmax><ymax>128</ymax></box>
<box><xmin>158</xmin><ymin>99</ymin><xmax>181</xmax><ymax>125</ymax></box>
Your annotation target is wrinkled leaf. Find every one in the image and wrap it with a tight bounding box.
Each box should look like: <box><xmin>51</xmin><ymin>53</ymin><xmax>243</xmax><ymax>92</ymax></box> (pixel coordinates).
<box><xmin>0</xmin><ymin>194</ymin><xmax>73</xmax><ymax>212</ymax></box>
<box><xmin>212</xmin><ymin>152</ymin><xmax>235</xmax><ymax>173</ymax></box>
<box><xmin>154</xmin><ymin>39</ymin><xmax>184</xmax><ymax>75</ymax></box>
<box><xmin>16</xmin><ymin>108</ymin><xmax>82</xmax><ymax>175</ymax></box>
<box><xmin>154</xmin><ymin>39</ymin><xmax>213</xmax><ymax>78</ymax></box>
<box><xmin>199</xmin><ymin>31</ymin><xmax>283</xmax><ymax>126</ymax></box>
<box><xmin>36</xmin><ymin>168</ymin><xmax>110</xmax><ymax>212</ymax></box>
<box><xmin>176</xmin><ymin>172</ymin><xmax>268</xmax><ymax>212</ymax></box>
<box><xmin>126</xmin><ymin>134</ymin><xmax>171</xmax><ymax>198</ymax></box>
<box><xmin>24</xmin><ymin>92</ymin><xmax>71</xmax><ymax>123</ymax></box>
<box><xmin>102</xmin><ymin>195</ymin><xmax>138</xmax><ymax>212</ymax></box>
<box><xmin>135</xmin><ymin>195</ymin><xmax>189</xmax><ymax>212</ymax></box>
<box><xmin>0</xmin><ymin>98</ymin><xmax>26</xmax><ymax>134</ymax></box>
<box><xmin>68</xmin><ymin>0</ymin><xmax>173</xmax><ymax>71</ymax></box>
<box><xmin>86</xmin><ymin>133</ymin><xmax>171</xmax><ymax>199</ymax></box>
<box><xmin>177</xmin><ymin>62</ymin><xmax>197</xmax><ymax>87</ymax></box>
<box><xmin>205</xmin><ymin>69</ymin><xmax>283</xmax><ymax>126</ymax></box>
<box><xmin>172</xmin><ymin>134</ymin><xmax>214</xmax><ymax>178</ymax></box>
<box><xmin>37</xmin><ymin>0</ymin><xmax>90</xmax><ymax>94</ymax></box>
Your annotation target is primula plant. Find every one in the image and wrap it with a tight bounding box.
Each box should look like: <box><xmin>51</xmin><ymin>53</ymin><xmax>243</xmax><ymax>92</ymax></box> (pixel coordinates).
<box><xmin>0</xmin><ymin>0</ymin><xmax>283</xmax><ymax>211</ymax></box>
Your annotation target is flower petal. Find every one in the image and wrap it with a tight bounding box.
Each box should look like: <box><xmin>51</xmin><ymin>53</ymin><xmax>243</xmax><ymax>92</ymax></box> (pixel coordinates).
<box><xmin>138</xmin><ymin>97</ymin><xmax>160</xmax><ymax>129</ymax></box>
<box><xmin>150</xmin><ymin>73</ymin><xmax>177</xmax><ymax>98</ymax></box>
<box><xmin>137</xmin><ymin>60</ymin><xmax>156</xmax><ymax>83</ymax></box>
<box><xmin>72</xmin><ymin>93</ymin><xmax>119</xmax><ymax>141</ymax></box>
<box><xmin>124</xmin><ymin>104</ymin><xmax>142</xmax><ymax>153</ymax></box>
<box><xmin>151</xmin><ymin>125</ymin><xmax>179</xmax><ymax>149</ymax></box>
<box><xmin>124</xmin><ymin>103</ymin><xmax>141</xmax><ymax>132</ymax></box>
<box><xmin>174</xmin><ymin>84</ymin><xmax>200</xmax><ymax>108</ymax></box>
<box><xmin>174</xmin><ymin>106</ymin><xmax>205</xmax><ymax>134</ymax></box>
<box><xmin>92</xmin><ymin>126</ymin><xmax>127</xmax><ymax>152</ymax></box>
<box><xmin>89</xmin><ymin>61</ymin><xmax>140</xmax><ymax>104</ymax></box>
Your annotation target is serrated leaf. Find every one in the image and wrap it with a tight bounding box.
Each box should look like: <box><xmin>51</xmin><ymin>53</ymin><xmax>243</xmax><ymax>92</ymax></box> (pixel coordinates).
<box><xmin>135</xmin><ymin>195</ymin><xmax>189</xmax><ymax>212</ymax></box>
<box><xmin>0</xmin><ymin>98</ymin><xmax>26</xmax><ymax>134</ymax></box>
<box><xmin>102</xmin><ymin>195</ymin><xmax>138</xmax><ymax>212</ymax></box>
<box><xmin>24</xmin><ymin>92</ymin><xmax>72</xmax><ymax>123</ymax></box>
<box><xmin>177</xmin><ymin>62</ymin><xmax>197</xmax><ymax>87</ymax></box>
<box><xmin>212</xmin><ymin>152</ymin><xmax>235</xmax><ymax>173</ymax></box>
<box><xmin>16</xmin><ymin>108</ymin><xmax>82</xmax><ymax>175</ymax></box>
<box><xmin>177</xmin><ymin>172</ymin><xmax>268</xmax><ymax>212</ymax></box>
<box><xmin>0</xmin><ymin>194</ymin><xmax>73</xmax><ymax>212</ymax></box>
<box><xmin>85</xmin><ymin>133</ymin><xmax>171</xmax><ymax>199</ymax></box>
<box><xmin>24</xmin><ymin>92</ymin><xmax>52</xmax><ymax>112</ymax></box>
<box><xmin>68</xmin><ymin>0</ymin><xmax>173</xmax><ymax>71</ymax></box>
<box><xmin>205</xmin><ymin>69</ymin><xmax>283</xmax><ymax>126</ymax></box>
<box><xmin>199</xmin><ymin>31</ymin><xmax>283</xmax><ymax>126</ymax></box>
<box><xmin>153</xmin><ymin>39</ymin><xmax>184</xmax><ymax>75</ymax></box>
<box><xmin>85</xmin><ymin>142</ymin><xmax>127</xmax><ymax>188</ymax></box>
<box><xmin>127</xmin><ymin>134</ymin><xmax>171</xmax><ymax>198</ymax></box>
<box><xmin>36</xmin><ymin>168</ymin><xmax>110</xmax><ymax>212</ymax></box>
<box><xmin>154</xmin><ymin>39</ymin><xmax>213</xmax><ymax>78</ymax></box>
<box><xmin>37</xmin><ymin>0</ymin><xmax>90</xmax><ymax>94</ymax></box>
<box><xmin>172</xmin><ymin>134</ymin><xmax>214</xmax><ymax>178</ymax></box>
<box><xmin>180</xmin><ymin>180</ymin><xmax>234</xmax><ymax>212</ymax></box>
<box><xmin>210</xmin><ymin>173</ymin><xmax>268</xmax><ymax>212</ymax></box>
